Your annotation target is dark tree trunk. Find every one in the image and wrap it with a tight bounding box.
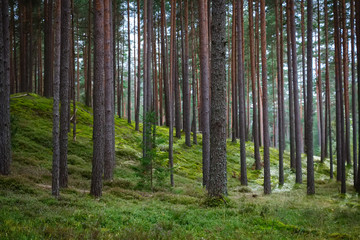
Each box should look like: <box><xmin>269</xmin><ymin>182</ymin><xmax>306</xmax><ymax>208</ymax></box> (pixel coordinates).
<box><xmin>191</xmin><ymin>3</ymin><xmax>197</xmax><ymax>145</ymax></box>
<box><xmin>44</xmin><ymin>0</ymin><xmax>53</xmax><ymax>98</ymax></box>
<box><xmin>342</xmin><ymin>0</ymin><xmax>350</xmax><ymax>167</ymax></box>
<box><xmin>135</xmin><ymin>0</ymin><xmax>141</xmax><ymax>131</ymax></box>
<box><xmin>91</xmin><ymin>0</ymin><xmax>105</xmax><ymax>198</ymax></box>
<box><xmin>161</xmin><ymin>0</ymin><xmax>169</xmax><ymax>127</ymax></box>
<box><xmin>231</xmin><ymin>3</ymin><xmax>237</xmax><ymax>143</ymax></box>
<box><xmin>350</xmin><ymin>0</ymin><xmax>357</xmax><ymax>189</ymax></box>
<box><xmin>52</xmin><ymin>0</ymin><xmax>61</xmax><ymax>197</ymax></box>
<box><xmin>249</xmin><ymin>0</ymin><xmax>261</xmax><ymax>170</ymax></box>
<box><xmin>174</xmin><ymin>29</ymin><xmax>181</xmax><ymax>139</ymax></box>
<box><xmin>286</xmin><ymin>0</ymin><xmax>295</xmax><ymax>169</ymax></box>
<box><xmin>289</xmin><ymin>0</ymin><xmax>302</xmax><ymax>184</ymax></box>
<box><xmin>104</xmin><ymin>0</ymin><xmax>115</xmax><ymax>181</ymax></box>
<box><xmin>127</xmin><ymin>0</ymin><xmax>131</xmax><ymax>124</ymax></box>
<box><xmin>59</xmin><ymin>0</ymin><xmax>71</xmax><ymax>188</ymax></box>
<box><xmin>334</xmin><ymin>0</ymin><xmax>346</xmax><ymax>193</ymax></box>
<box><xmin>301</xmin><ymin>0</ymin><xmax>307</xmax><ymax>153</ymax></box>
<box><xmin>260</xmin><ymin>0</ymin><xmax>271</xmax><ymax>195</ymax></box>
<box><xmin>306</xmin><ymin>0</ymin><xmax>315</xmax><ymax>195</ymax></box>
<box><xmin>209</xmin><ymin>0</ymin><xmax>227</xmax><ymax>198</ymax></box>
<box><xmin>275</xmin><ymin>0</ymin><xmax>284</xmax><ymax>185</ymax></box>
<box><xmin>198</xmin><ymin>0</ymin><xmax>210</xmax><ymax>188</ymax></box>
<box><xmin>85</xmin><ymin>1</ymin><xmax>92</xmax><ymax>107</ymax></box>
<box><xmin>236</xmin><ymin>0</ymin><xmax>247</xmax><ymax>186</ymax></box>
<box><xmin>169</xmin><ymin>0</ymin><xmax>175</xmax><ymax>186</ymax></box>
<box><xmin>317</xmin><ymin>0</ymin><xmax>325</xmax><ymax>163</ymax></box>
<box><xmin>324</xmin><ymin>0</ymin><xmax>333</xmax><ymax>179</ymax></box>
<box><xmin>181</xmin><ymin>0</ymin><xmax>191</xmax><ymax>147</ymax></box>
<box><xmin>0</xmin><ymin>0</ymin><xmax>11</xmax><ymax>175</ymax></box>
<box><xmin>356</xmin><ymin>0</ymin><xmax>360</xmax><ymax>192</ymax></box>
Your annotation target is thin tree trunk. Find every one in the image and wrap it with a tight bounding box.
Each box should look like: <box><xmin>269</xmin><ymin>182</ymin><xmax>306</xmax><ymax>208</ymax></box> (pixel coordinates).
<box><xmin>198</xmin><ymin>0</ymin><xmax>210</xmax><ymax>188</ymax></box>
<box><xmin>356</xmin><ymin>0</ymin><xmax>360</xmax><ymax>193</ymax></box>
<box><xmin>275</xmin><ymin>0</ymin><xmax>283</xmax><ymax>184</ymax></box>
<box><xmin>161</xmin><ymin>0</ymin><xmax>169</xmax><ymax>128</ymax></box>
<box><xmin>191</xmin><ymin>3</ymin><xmax>197</xmax><ymax>145</ymax></box>
<box><xmin>301</xmin><ymin>0</ymin><xmax>307</xmax><ymax>152</ymax></box>
<box><xmin>104</xmin><ymin>0</ymin><xmax>115</xmax><ymax>180</ymax></box>
<box><xmin>260</xmin><ymin>0</ymin><xmax>271</xmax><ymax>195</ymax></box>
<box><xmin>135</xmin><ymin>0</ymin><xmax>141</xmax><ymax>130</ymax></box>
<box><xmin>342</xmin><ymin>0</ymin><xmax>350</xmax><ymax>166</ymax></box>
<box><xmin>169</xmin><ymin>0</ymin><xmax>175</xmax><ymax>187</ymax></box>
<box><xmin>127</xmin><ymin>0</ymin><xmax>131</xmax><ymax>123</ymax></box>
<box><xmin>231</xmin><ymin>2</ymin><xmax>237</xmax><ymax>143</ymax></box>
<box><xmin>44</xmin><ymin>0</ymin><xmax>53</xmax><ymax>97</ymax></box>
<box><xmin>306</xmin><ymin>0</ymin><xmax>315</xmax><ymax>195</ymax></box>
<box><xmin>286</xmin><ymin>0</ymin><xmax>295</xmax><ymax>169</ymax></box>
<box><xmin>237</xmin><ymin>0</ymin><xmax>247</xmax><ymax>186</ymax></box>
<box><xmin>249</xmin><ymin>0</ymin><xmax>261</xmax><ymax>170</ymax></box>
<box><xmin>85</xmin><ymin>1</ymin><xmax>92</xmax><ymax>107</ymax></box>
<box><xmin>350</xmin><ymin>0</ymin><xmax>357</xmax><ymax>189</ymax></box>
<box><xmin>59</xmin><ymin>0</ymin><xmax>71</xmax><ymax>188</ymax></box>
<box><xmin>51</xmin><ymin>0</ymin><xmax>61</xmax><ymax>197</ymax></box>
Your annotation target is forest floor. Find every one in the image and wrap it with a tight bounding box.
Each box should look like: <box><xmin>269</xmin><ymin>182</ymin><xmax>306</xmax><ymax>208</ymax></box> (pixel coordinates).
<box><xmin>0</xmin><ymin>93</ymin><xmax>359</xmax><ymax>239</ymax></box>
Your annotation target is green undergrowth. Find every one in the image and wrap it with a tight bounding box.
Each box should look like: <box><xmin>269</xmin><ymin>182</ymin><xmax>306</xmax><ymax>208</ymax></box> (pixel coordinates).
<box><xmin>0</xmin><ymin>93</ymin><xmax>359</xmax><ymax>239</ymax></box>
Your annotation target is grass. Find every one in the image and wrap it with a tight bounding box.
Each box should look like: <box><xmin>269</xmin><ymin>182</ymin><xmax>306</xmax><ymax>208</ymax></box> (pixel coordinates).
<box><xmin>0</xmin><ymin>93</ymin><xmax>359</xmax><ymax>239</ymax></box>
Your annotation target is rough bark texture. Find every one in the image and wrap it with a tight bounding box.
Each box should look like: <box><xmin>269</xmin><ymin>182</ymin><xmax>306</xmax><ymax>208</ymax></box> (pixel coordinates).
<box><xmin>198</xmin><ymin>0</ymin><xmax>210</xmax><ymax>188</ymax></box>
<box><xmin>300</xmin><ymin>0</ymin><xmax>307</xmax><ymax>153</ymax></box>
<box><xmin>104</xmin><ymin>0</ymin><xmax>115</xmax><ymax>181</ymax></box>
<box><xmin>52</xmin><ymin>0</ymin><xmax>61</xmax><ymax>197</ymax></box>
<box><xmin>91</xmin><ymin>0</ymin><xmax>105</xmax><ymax>198</ymax></box>
<box><xmin>0</xmin><ymin>0</ymin><xmax>11</xmax><ymax>176</ymax></box>
<box><xmin>59</xmin><ymin>0</ymin><xmax>71</xmax><ymax>188</ymax></box>
<box><xmin>306</xmin><ymin>0</ymin><xmax>314</xmax><ymax>195</ymax></box>
<box><xmin>209</xmin><ymin>0</ymin><xmax>227</xmax><ymax>198</ymax></box>
<box><xmin>260</xmin><ymin>0</ymin><xmax>271</xmax><ymax>195</ymax></box>
<box><xmin>236</xmin><ymin>0</ymin><xmax>247</xmax><ymax>186</ymax></box>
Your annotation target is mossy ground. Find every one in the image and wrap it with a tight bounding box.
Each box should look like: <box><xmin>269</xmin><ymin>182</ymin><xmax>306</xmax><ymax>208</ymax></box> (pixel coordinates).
<box><xmin>0</xmin><ymin>94</ymin><xmax>359</xmax><ymax>239</ymax></box>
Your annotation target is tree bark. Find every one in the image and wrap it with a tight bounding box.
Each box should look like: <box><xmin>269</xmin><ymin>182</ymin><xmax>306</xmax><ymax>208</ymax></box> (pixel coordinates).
<box><xmin>127</xmin><ymin>0</ymin><xmax>131</xmax><ymax>124</ymax></box>
<box><xmin>104</xmin><ymin>0</ymin><xmax>115</xmax><ymax>181</ymax></box>
<box><xmin>44</xmin><ymin>0</ymin><xmax>53</xmax><ymax>97</ymax></box>
<box><xmin>209</xmin><ymin>0</ymin><xmax>227</xmax><ymax>198</ymax></box>
<box><xmin>52</xmin><ymin>0</ymin><xmax>61</xmax><ymax>197</ymax></box>
<box><xmin>59</xmin><ymin>0</ymin><xmax>71</xmax><ymax>188</ymax></box>
<box><xmin>0</xmin><ymin>0</ymin><xmax>11</xmax><ymax>175</ymax></box>
<box><xmin>289</xmin><ymin>0</ymin><xmax>302</xmax><ymax>184</ymax></box>
<box><xmin>301</xmin><ymin>0</ymin><xmax>307</xmax><ymax>152</ymax></box>
<box><xmin>91</xmin><ymin>0</ymin><xmax>105</xmax><ymax>197</ymax></box>
<box><xmin>260</xmin><ymin>0</ymin><xmax>271</xmax><ymax>195</ymax></box>
<box><xmin>249</xmin><ymin>0</ymin><xmax>261</xmax><ymax>171</ymax></box>
<box><xmin>85</xmin><ymin>1</ymin><xmax>92</xmax><ymax>107</ymax></box>
<box><xmin>306</xmin><ymin>0</ymin><xmax>315</xmax><ymax>195</ymax></box>
<box><xmin>356</xmin><ymin>0</ymin><xmax>360</xmax><ymax>192</ymax></box>
<box><xmin>236</xmin><ymin>0</ymin><xmax>247</xmax><ymax>186</ymax></box>
<box><xmin>198</xmin><ymin>0</ymin><xmax>210</xmax><ymax>188</ymax></box>
<box><xmin>135</xmin><ymin>0</ymin><xmax>141</xmax><ymax>130</ymax></box>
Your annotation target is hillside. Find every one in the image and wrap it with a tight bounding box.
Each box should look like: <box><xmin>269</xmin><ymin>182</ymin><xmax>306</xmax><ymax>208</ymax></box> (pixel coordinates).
<box><xmin>0</xmin><ymin>93</ymin><xmax>359</xmax><ymax>239</ymax></box>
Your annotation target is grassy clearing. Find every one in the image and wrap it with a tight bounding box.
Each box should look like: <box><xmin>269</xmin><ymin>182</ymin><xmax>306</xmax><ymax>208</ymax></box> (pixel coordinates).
<box><xmin>0</xmin><ymin>94</ymin><xmax>359</xmax><ymax>239</ymax></box>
